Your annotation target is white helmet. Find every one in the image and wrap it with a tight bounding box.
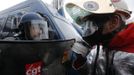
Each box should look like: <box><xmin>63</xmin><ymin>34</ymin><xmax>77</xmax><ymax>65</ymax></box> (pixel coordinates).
<box><xmin>64</xmin><ymin>0</ymin><xmax>131</xmax><ymax>21</ymax></box>
<box><xmin>112</xmin><ymin>0</ymin><xmax>131</xmax><ymax>19</ymax></box>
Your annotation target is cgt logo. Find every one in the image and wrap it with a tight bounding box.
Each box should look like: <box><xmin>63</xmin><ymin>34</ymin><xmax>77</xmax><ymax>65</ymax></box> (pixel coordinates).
<box><xmin>25</xmin><ymin>62</ymin><xmax>42</xmax><ymax>75</ymax></box>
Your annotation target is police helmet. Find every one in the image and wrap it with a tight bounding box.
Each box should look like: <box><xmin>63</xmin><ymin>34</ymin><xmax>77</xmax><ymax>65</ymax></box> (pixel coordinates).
<box><xmin>19</xmin><ymin>12</ymin><xmax>48</xmax><ymax>40</ymax></box>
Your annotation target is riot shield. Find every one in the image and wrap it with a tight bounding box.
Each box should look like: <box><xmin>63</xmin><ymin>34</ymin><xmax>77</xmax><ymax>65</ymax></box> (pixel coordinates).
<box><xmin>0</xmin><ymin>39</ymin><xmax>75</xmax><ymax>64</ymax></box>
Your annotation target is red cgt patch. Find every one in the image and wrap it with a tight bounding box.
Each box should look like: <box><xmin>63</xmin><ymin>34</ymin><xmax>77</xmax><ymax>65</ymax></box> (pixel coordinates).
<box><xmin>25</xmin><ymin>61</ymin><xmax>42</xmax><ymax>75</ymax></box>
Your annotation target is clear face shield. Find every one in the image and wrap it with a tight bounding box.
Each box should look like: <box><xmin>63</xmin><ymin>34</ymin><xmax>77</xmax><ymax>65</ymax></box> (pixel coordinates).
<box><xmin>65</xmin><ymin>4</ymin><xmax>98</xmax><ymax>37</ymax></box>
<box><xmin>24</xmin><ymin>20</ymin><xmax>49</xmax><ymax>40</ymax></box>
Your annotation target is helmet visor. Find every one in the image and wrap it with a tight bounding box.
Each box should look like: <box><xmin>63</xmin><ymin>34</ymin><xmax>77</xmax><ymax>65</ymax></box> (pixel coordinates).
<box><xmin>25</xmin><ymin>20</ymin><xmax>48</xmax><ymax>40</ymax></box>
<box><xmin>66</xmin><ymin>4</ymin><xmax>92</xmax><ymax>25</ymax></box>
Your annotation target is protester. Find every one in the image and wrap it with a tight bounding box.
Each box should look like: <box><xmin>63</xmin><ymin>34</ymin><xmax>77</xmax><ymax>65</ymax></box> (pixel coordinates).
<box><xmin>0</xmin><ymin>12</ymin><xmax>49</xmax><ymax>75</ymax></box>
<box><xmin>65</xmin><ymin>0</ymin><xmax>134</xmax><ymax>75</ymax></box>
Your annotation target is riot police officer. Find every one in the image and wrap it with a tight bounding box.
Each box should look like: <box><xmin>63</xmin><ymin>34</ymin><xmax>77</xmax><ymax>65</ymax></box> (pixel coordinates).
<box><xmin>18</xmin><ymin>12</ymin><xmax>49</xmax><ymax>40</ymax></box>
<box><xmin>0</xmin><ymin>12</ymin><xmax>49</xmax><ymax>75</ymax></box>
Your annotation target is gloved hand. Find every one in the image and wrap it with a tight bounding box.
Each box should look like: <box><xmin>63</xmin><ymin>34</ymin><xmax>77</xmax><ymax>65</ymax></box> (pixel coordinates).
<box><xmin>72</xmin><ymin>54</ymin><xmax>89</xmax><ymax>75</ymax></box>
<box><xmin>72</xmin><ymin>54</ymin><xmax>87</xmax><ymax>70</ymax></box>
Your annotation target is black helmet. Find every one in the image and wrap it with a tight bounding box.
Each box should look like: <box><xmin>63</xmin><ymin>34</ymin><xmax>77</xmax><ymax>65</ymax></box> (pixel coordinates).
<box><xmin>18</xmin><ymin>12</ymin><xmax>48</xmax><ymax>40</ymax></box>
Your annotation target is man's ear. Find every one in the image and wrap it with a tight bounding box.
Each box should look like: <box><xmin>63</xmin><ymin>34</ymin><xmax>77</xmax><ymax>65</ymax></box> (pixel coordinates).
<box><xmin>102</xmin><ymin>15</ymin><xmax>121</xmax><ymax>34</ymax></box>
<box><xmin>109</xmin><ymin>15</ymin><xmax>121</xmax><ymax>28</ymax></box>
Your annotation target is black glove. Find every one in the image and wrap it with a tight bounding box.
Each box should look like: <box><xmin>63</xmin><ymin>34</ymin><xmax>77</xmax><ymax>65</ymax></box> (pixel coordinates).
<box><xmin>72</xmin><ymin>54</ymin><xmax>89</xmax><ymax>75</ymax></box>
<box><xmin>72</xmin><ymin>54</ymin><xmax>87</xmax><ymax>70</ymax></box>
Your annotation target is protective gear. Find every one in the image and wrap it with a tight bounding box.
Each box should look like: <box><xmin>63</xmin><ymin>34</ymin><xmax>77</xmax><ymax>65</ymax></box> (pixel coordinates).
<box><xmin>18</xmin><ymin>12</ymin><xmax>48</xmax><ymax>40</ymax></box>
<box><xmin>65</xmin><ymin>0</ymin><xmax>131</xmax><ymax>21</ymax></box>
<box><xmin>72</xmin><ymin>43</ymin><xmax>89</xmax><ymax>57</ymax></box>
<box><xmin>112</xmin><ymin>0</ymin><xmax>131</xmax><ymax>19</ymax></box>
<box><xmin>65</xmin><ymin>0</ymin><xmax>131</xmax><ymax>37</ymax></box>
<box><xmin>86</xmin><ymin>23</ymin><xmax>134</xmax><ymax>75</ymax></box>
<box><xmin>109</xmin><ymin>23</ymin><xmax>134</xmax><ymax>53</ymax></box>
<box><xmin>72</xmin><ymin>54</ymin><xmax>89</xmax><ymax>75</ymax></box>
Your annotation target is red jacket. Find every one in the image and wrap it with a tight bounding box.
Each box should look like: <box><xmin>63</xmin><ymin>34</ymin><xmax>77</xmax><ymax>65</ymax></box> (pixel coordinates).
<box><xmin>109</xmin><ymin>23</ymin><xmax>134</xmax><ymax>53</ymax></box>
